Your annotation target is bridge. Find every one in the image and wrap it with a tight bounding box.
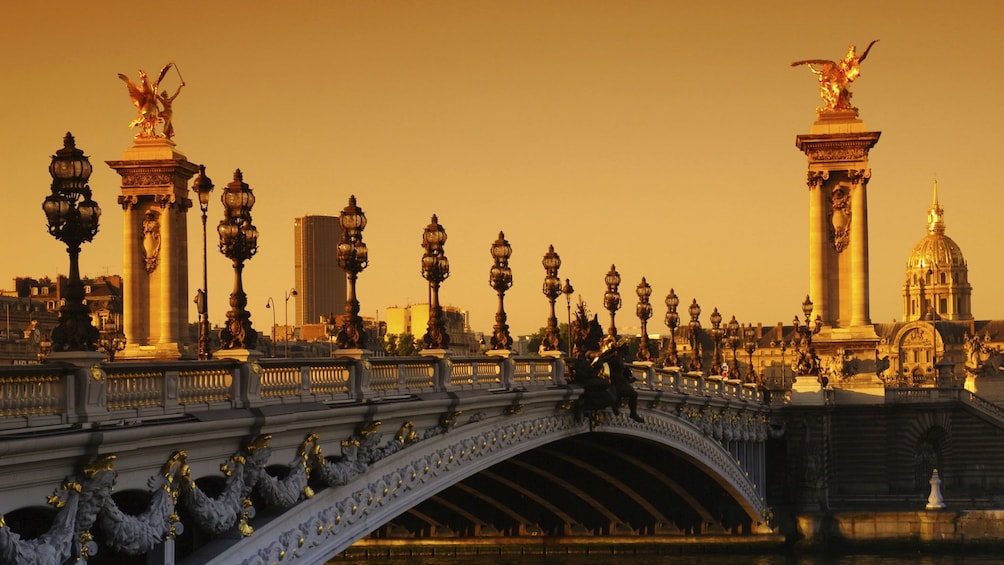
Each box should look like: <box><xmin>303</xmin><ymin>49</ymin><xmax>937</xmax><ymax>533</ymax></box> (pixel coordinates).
<box><xmin>0</xmin><ymin>353</ymin><xmax>772</xmax><ymax>564</ymax></box>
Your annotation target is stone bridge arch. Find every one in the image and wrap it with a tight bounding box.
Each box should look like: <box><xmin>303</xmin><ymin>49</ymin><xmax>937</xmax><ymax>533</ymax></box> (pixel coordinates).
<box><xmin>202</xmin><ymin>407</ymin><xmax>770</xmax><ymax>564</ymax></box>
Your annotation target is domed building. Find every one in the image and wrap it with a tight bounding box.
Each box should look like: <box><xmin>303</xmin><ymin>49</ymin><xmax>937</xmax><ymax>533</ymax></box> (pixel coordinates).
<box><xmin>901</xmin><ymin>181</ymin><xmax>972</xmax><ymax>322</ymax></box>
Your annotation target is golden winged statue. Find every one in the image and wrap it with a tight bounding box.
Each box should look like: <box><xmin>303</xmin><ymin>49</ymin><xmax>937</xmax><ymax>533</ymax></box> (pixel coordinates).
<box><xmin>792</xmin><ymin>40</ymin><xmax>878</xmax><ymax>114</ymax></box>
<box><xmin>118</xmin><ymin>63</ymin><xmax>184</xmax><ymax>139</ymax></box>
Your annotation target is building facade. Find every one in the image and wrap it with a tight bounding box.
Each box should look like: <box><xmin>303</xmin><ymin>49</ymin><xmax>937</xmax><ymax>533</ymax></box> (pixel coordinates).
<box><xmin>294</xmin><ymin>216</ymin><xmax>346</xmax><ymax>327</ymax></box>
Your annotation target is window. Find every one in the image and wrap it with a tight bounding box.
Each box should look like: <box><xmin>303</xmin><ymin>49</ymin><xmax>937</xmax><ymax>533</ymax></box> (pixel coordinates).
<box><xmin>940</xmin><ymin>273</ymin><xmax>946</xmax><ymax>284</ymax></box>
<box><xmin>940</xmin><ymin>298</ymin><xmax>947</xmax><ymax>313</ymax></box>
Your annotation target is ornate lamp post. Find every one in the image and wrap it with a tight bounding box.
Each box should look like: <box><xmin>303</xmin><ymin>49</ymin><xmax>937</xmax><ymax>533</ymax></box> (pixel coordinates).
<box><xmin>709</xmin><ymin>307</ymin><xmax>723</xmax><ymax>375</ymax></box>
<box><xmin>191</xmin><ymin>165</ymin><xmax>214</xmax><ymax>359</ymax></box>
<box><xmin>540</xmin><ymin>245</ymin><xmax>562</xmax><ymax>353</ymax></box>
<box><xmin>793</xmin><ymin>294</ymin><xmax>822</xmax><ymax>376</ymax></box>
<box><xmin>664</xmin><ymin>288</ymin><xmax>680</xmax><ymax>367</ymax></box>
<box><xmin>421</xmin><ymin>215</ymin><xmax>450</xmax><ymax>349</ymax></box>
<box><xmin>603</xmin><ymin>265</ymin><xmax>622</xmax><ymax>340</ymax></box>
<box><xmin>727</xmin><ymin>315</ymin><xmax>742</xmax><ymax>378</ymax></box>
<box><xmin>636</xmin><ymin>278</ymin><xmax>653</xmax><ymax>362</ymax></box>
<box><xmin>687</xmin><ymin>299</ymin><xmax>702</xmax><ymax>372</ymax></box>
<box><xmin>744</xmin><ymin>323</ymin><xmax>758</xmax><ymax>383</ymax></box>
<box><xmin>42</xmin><ymin>133</ymin><xmax>101</xmax><ymax>352</ymax></box>
<box><xmin>488</xmin><ymin>231</ymin><xmax>513</xmax><ymax>351</ymax></box>
<box><xmin>335</xmin><ymin>195</ymin><xmax>369</xmax><ymax>350</ymax></box>
<box><xmin>283</xmin><ymin>288</ymin><xmax>297</xmax><ymax>357</ymax></box>
<box><xmin>562</xmin><ymin>279</ymin><xmax>574</xmax><ymax>357</ymax></box>
<box><xmin>265</xmin><ymin>297</ymin><xmax>276</xmax><ymax>356</ymax></box>
<box><xmin>217</xmin><ymin>170</ymin><xmax>259</xmax><ymax>351</ymax></box>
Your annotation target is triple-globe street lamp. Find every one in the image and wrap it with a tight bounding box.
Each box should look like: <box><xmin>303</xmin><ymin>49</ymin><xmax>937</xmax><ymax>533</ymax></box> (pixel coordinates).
<box><xmin>793</xmin><ymin>294</ymin><xmax>822</xmax><ymax>376</ymax></box>
<box><xmin>687</xmin><ymin>299</ymin><xmax>702</xmax><ymax>372</ymax></box>
<box><xmin>191</xmin><ymin>165</ymin><xmax>214</xmax><ymax>359</ymax></box>
<box><xmin>335</xmin><ymin>195</ymin><xmax>369</xmax><ymax>350</ymax></box>
<box><xmin>636</xmin><ymin>278</ymin><xmax>653</xmax><ymax>362</ymax></box>
<box><xmin>488</xmin><ymin>231</ymin><xmax>513</xmax><ymax>351</ymax></box>
<box><xmin>709</xmin><ymin>307</ymin><xmax>723</xmax><ymax>375</ymax></box>
<box><xmin>217</xmin><ymin>170</ymin><xmax>259</xmax><ymax>351</ymax></box>
<box><xmin>664</xmin><ymin>288</ymin><xmax>680</xmax><ymax>367</ymax></box>
<box><xmin>540</xmin><ymin>245</ymin><xmax>562</xmax><ymax>353</ymax></box>
<box><xmin>727</xmin><ymin>315</ymin><xmax>742</xmax><ymax>379</ymax></box>
<box><xmin>603</xmin><ymin>265</ymin><xmax>622</xmax><ymax>340</ymax></box>
<box><xmin>421</xmin><ymin>215</ymin><xmax>450</xmax><ymax>349</ymax></box>
<box><xmin>42</xmin><ymin>133</ymin><xmax>101</xmax><ymax>353</ymax></box>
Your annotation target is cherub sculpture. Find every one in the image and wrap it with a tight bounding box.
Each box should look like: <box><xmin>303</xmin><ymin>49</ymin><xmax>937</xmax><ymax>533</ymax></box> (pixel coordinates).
<box><xmin>792</xmin><ymin>40</ymin><xmax>878</xmax><ymax>114</ymax></box>
<box><xmin>118</xmin><ymin>63</ymin><xmax>185</xmax><ymax>139</ymax></box>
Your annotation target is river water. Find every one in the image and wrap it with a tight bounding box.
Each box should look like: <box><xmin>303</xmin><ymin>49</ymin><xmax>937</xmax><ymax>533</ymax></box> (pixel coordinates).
<box><xmin>331</xmin><ymin>554</ymin><xmax>1001</xmax><ymax>564</ymax></box>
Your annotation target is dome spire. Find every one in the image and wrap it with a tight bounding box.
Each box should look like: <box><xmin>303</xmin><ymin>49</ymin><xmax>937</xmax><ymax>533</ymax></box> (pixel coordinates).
<box><xmin>927</xmin><ymin>177</ymin><xmax>945</xmax><ymax>235</ymax></box>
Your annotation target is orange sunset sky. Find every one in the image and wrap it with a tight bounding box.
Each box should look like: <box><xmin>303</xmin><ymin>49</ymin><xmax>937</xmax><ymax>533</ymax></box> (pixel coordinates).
<box><xmin>3</xmin><ymin>1</ymin><xmax>1003</xmax><ymax>338</ymax></box>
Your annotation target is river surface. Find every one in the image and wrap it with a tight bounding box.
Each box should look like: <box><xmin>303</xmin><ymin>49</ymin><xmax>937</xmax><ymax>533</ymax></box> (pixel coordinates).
<box><xmin>331</xmin><ymin>555</ymin><xmax>1002</xmax><ymax>564</ymax></box>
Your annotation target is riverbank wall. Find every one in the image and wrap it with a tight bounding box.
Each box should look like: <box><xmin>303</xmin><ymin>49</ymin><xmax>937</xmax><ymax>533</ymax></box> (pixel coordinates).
<box><xmin>791</xmin><ymin>510</ymin><xmax>1004</xmax><ymax>550</ymax></box>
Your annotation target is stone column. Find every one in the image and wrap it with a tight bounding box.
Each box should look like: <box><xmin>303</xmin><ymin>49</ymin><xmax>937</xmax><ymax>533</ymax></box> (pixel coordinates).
<box><xmin>849</xmin><ymin>170</ymin><xmax>872</xmax><ymax>326</ymax></box>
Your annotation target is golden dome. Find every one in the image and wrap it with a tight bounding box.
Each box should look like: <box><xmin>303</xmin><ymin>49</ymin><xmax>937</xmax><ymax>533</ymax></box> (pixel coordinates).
<box><xmin>906</xmin><ymin>180</ymin><xmax>967</xmax><ymax>271</ymax></box>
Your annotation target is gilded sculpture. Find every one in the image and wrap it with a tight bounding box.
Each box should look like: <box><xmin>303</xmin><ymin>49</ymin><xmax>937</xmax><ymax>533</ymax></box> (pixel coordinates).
<box><xmin>118</xmin><ymin>63</ymin><xmax>185</xmax><ymax>139</ymax></box>
<box><xmin>792</xmin><ymin>40</ymin><xmax>878</xmax><ymax>114</ymax></box>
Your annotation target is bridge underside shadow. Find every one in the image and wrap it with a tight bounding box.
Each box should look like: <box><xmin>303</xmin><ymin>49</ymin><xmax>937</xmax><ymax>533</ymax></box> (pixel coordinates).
<box><xmin>375</xmin><ymin>432</ymin><xmax>755</xmax><ymax>540</ymax></box>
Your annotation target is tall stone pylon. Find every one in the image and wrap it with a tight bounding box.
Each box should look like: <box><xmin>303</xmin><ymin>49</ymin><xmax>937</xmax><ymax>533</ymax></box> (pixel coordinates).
<box><xmin>796</xmin><ymin>110</ymin><xmax>880</xmax><ymax>339</ymax></box>
<box><xmin>107</xmin><ymin>138</ymin><xmax>197</xmax><ymax>359</ymax></box>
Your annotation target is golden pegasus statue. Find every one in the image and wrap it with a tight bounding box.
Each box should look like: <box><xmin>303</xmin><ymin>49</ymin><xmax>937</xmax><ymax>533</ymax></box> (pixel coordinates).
<box><xmin>118</xmin><ymin>63</ymin><xmax>184</xmax><ymax>139</ymax></box>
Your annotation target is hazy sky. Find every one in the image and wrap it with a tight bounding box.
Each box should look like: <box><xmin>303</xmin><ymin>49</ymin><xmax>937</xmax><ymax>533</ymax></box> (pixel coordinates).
<box><xmin>3</xmin><ymin>1</ymin><xmax>1003</xmax><ymax>338</ymax></box>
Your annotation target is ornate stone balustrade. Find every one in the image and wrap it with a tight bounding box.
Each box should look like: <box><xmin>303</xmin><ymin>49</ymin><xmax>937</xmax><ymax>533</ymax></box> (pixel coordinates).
<box><xmin>0</xmin><ymin>354</ymin><xmax>763</xmax><ymax>431</ymax></box>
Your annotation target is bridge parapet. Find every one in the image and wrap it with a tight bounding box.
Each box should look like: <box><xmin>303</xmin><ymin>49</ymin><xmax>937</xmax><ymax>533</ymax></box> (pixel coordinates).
<box><xmin>0</xmin><ymin>355</ymin><xmax>764</xmax><ymax>432</ymax></box>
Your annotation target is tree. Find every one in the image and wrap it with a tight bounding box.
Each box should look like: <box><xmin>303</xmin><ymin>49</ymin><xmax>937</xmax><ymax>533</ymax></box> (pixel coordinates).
<box><xmin>383</xmin><ymin>333</ymin><xmax>418</xmax><ymax>356</ymax></box>
<box><xmin>526</xmin><ymin>323</ymin><xmax>570</xmax><ymax>355</ymax></box>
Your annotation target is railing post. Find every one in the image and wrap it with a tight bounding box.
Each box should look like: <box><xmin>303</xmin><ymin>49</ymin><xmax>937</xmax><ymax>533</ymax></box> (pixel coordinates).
<box><xmin>552</xmin><ymin>357</ymin><xmax>567</xmax><ymax>386</ymax></box>
<box><xmin>74</xmin><ymin>362</ymin><xmax>109</xmax><ymax>422</ymax></box>
<box><xmin>434</xmin><ymin>357</ymin><xmax>452</xmax><ymax>392</ymax></box>
<box><xmin>240</xmin><ymin>359</ymin><xmax>264</xmax><ymax>408</ymax></box>
<box><xmin>501</xmin><ymin>356</ymin><xmax>515</xmax><ymax>389</ymax></box>
<box><xmin>163</xmin><ymin>370</ymin><xmax>180</xmax><ymax>412</ymax></box>
<box><xmin>300</xmin><ymin>365</ymin><xmax>311</xmax><ymax>401</ymax></box>
<box><xmin>353</xmin><ymin>356</ymin><xmax>373</xmax><ymax>401</ymax></box>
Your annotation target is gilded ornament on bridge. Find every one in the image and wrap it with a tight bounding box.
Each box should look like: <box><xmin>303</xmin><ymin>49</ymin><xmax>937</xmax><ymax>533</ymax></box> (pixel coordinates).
<box><xmin>792</xmin><ymin>40</ymin><xmax>878</xmax><ymax>114</ymax></box>
<box><xmin>118</xmin><ymin>63</ymin><xmax>185</xmax><ymax>139</ymax></box>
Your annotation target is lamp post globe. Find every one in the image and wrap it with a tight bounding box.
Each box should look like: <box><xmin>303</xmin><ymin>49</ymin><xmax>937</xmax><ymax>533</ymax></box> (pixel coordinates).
<box><xmin>43</xmin><ymin>133</ymin><xmax>101</xmax><ymax>353</ymax></box>
<box><xmin>488</xmin><ymin>231</ymin><xmax>513</xmax><ymax>351</ymax></box>
<box><xmin>664</xmin><ymin>288</ymin><xmax>680</xmax><ymax>367</ymax></box>
<box><xmin>420</xmin><ymin>215</ymin><xmax>450</xmax><ymax>350</ymax></box>
<box><xmin>335</xmin><ymin>195</ymin><xmax>369</xmax><ymax>350</ymax></box>
<box><xmin>636</xmin><ymin>277</ymin><xmax>653</xmax><ymax>362</ymax></box>
<box><xmin>603</xmin><ymin>265</ymin><xmax>622</xmax><ymax>340</ymax></box>
<box><xmin>217</xmin><ymin>170</ymin><xmax>259</xmax><ymax>351</ymax></box>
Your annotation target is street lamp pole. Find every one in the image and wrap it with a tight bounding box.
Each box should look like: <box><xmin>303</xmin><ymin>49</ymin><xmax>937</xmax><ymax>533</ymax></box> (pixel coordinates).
<box><xmin>603</xmin><ymin>265</ymin><xmax>622</xmax><ymax>340</ymax></box>
<box><xmin>728</xmin><ymin>315</ymin><xmax>741</xmax><ymax>378</ymax></box>
<box><xmin>217</xmin><ymin>170</ymin><xmax>259</xmax><ymax>351</ymax></box>
<box><xmin>636</xmin><ymin>278</ymin><xmax>653</xmax><ymax>362</ymax></box>
<box><xmin>335</xmin><ymin>195</ymin><xmax>369</xmax><ymax>350</ymax></box>
<box><xmin>664</xmin><ymin>289</ymin><xmax>680</xmax><ymax>367</ymax></box>
<box><xmin>284</xmin><ymin>288</ymin><xmax>297</xmax><ymax>358</ymax></box>
<box><xmin>562</xmin><ymin>278</ymin><xmax>574</xmax><ymax>357</ymax></box>
<box><xmin>709</xmin><ymin>307</ymin><xmax>723</xmax><ymax>375</ymax></box>
<box><xmin>540</xmin><ymin>245</ymin><xmax>562</xmax><ymax>353</ymax></box>
<box><xmin>420</xmin><ymin>215</ymin><xmax>451</xmax><ymax>349</ymax></box>
<box><xmin>488</xmin><ymin>231</ymin><xmax>513</xmax><ymax>351</ymax></box>
<box><xmin>42</xmin><ymin>133</ymin><xmax>101</xmax><ymax>353</ymax></box>
<box><xmin>191</xmin><ymin>165</ymin><xmax>214</xmax><ymax>359</ymax></box>
<box><xmin>687</xmin><ymin>299</ymin><xmax>702</xmax><ymax>372</ymax></box>
<box><xmin>265</xmin><ymin>297</ymin><xmax>276</xmax><ymax>357</ymax></box>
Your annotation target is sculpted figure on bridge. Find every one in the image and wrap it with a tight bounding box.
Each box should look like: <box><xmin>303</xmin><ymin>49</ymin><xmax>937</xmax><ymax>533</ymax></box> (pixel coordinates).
<box><xmin>567</xmin><ymin>302</ymin><xmax>643</xmax><ymax>423</ymax></box>
<box><xmin>792</xmin><ymin>40</ymin><xmax>878</xmax><ymax>114</ymax></box>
